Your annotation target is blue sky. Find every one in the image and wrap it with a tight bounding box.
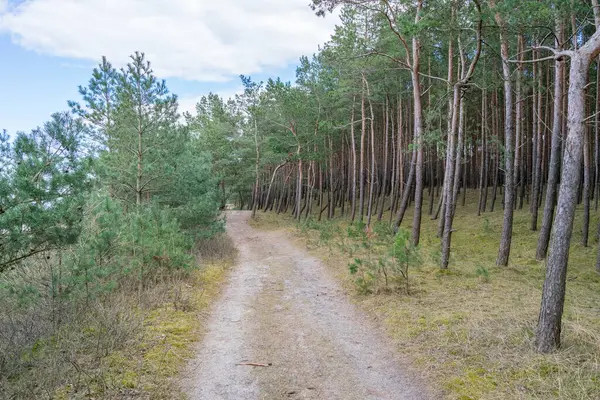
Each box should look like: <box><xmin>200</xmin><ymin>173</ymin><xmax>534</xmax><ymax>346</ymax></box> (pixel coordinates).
<box><xmin>0</xmin><ymin>0</ymin><xmax>338</xmax><ymax>135</ymax></box>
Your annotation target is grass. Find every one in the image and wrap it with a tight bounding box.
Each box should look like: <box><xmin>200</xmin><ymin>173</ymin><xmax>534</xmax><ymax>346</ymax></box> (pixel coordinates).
<box><xmin>251</xmin><ymin>191</ymin><xmax>600</xmax><ymax>399</ymax></box>
<box><xmin>1</xmin><ymin>233</ymin><xmax>236</xmax><ymax>400</ymax></box>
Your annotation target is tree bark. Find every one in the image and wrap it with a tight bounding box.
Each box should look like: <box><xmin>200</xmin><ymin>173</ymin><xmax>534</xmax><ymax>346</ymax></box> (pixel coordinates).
<box><xmin>493</xmin><ymin>2</ymin><xmax>516</xmax><ymax>266</ymax></box>
<box><xmin>359</xmin><ymin>81</ymin><xmax>366</xmax><ymax>222</ymax></box>
<box><xmin>378</xmin><ymin>98</ymin><xmax>390</xmax><ymax>221</ymax></box>
<box><xmin>350</xmin><ymin>97</ymin><xmax>358</xmax><ymax>223</ymax></box>
<box><xmin>537</xmin><ymin>19</ymin><xmax>565</xmax><ymax>260</ymax></box>
<box><xmin>536</xmin><ymin>30</ymin><xmax>600</xmax><ymax>352</ymax></box>
<box><xmin>410</xmin><ymin>0</ymin><xmax>425</xmax><ymax>246</ymax></box>
<box><xmin>366</xmin><ymin>79</ymin><xmax>376</xmax><ymax>228</ymax></box>
<box><xmin>531</xmin><ymin>53</ymin><xmax>543</xmax><ymax>231</ymax></box>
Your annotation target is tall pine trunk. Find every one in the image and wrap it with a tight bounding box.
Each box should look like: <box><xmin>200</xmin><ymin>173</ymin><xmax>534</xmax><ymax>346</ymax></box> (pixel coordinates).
<box><xmin>537</xmin><ymin>20</ymin><xmax>565</xmax><ymax>260</ymax></box>
<box><xmin>536</xmin><ymin>29</ymin><xmax>600</xmax><ymax>353</ymax></box>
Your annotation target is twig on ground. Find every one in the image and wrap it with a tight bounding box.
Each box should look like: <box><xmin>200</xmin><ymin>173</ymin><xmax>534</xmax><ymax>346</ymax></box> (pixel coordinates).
<box><xmin>236</xmin><ymin>362</ymin><xmax>272</xmax><ymax>367</ymax></box>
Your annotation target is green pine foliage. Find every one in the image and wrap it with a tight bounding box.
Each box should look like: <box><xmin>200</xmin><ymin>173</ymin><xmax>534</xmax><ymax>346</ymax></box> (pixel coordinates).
<box><xmin>1</xmin><ymin>53</ymin><xmax>223</xmax><ymax>397</ymax></box>
<box><xmin>0</xmin><ymin>112</ymin><xmax>92</xmax><ymax>273</ymax></box>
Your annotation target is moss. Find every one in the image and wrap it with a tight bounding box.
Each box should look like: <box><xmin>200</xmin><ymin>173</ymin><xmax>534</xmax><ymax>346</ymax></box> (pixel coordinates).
<box><xmin>253</xmin><ymin>192</ymin><xmax>600</xmax><ymax>399</ymax></box>
<box><xmin>121</xmin><ymin>370</ymin><xmax>139</xmax><ymax>388</ymax></box>
<box><xmin>52</xmin><ymin>384</ymin><xmax>73</xmax><ymax>400</ymax></box>
<box><xmin>537</xmin><ymin>360</ymin><xmax>559</xmax><ymax>377</ymax></box>
<box><xmin>445</xmin><ymin>367</ymin><xmax>498</xmax><ymax>399</ymax></box>
<box><xmin>78</xmin><ymin>262</ymin><xmax>229</xmax><ymax>399</ymax></box>
<box><xmin>132</xmin><ymin>264</ymin><xmax>229</xmax><ymax>397</ymax></box>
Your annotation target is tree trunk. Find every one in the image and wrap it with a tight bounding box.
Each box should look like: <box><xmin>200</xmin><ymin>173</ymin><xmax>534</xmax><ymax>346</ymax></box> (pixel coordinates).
<box><xmin>536</xmin><ymin>31</ymin><xmax>600</xmax><ymax>352</ymax></box>
<box><xmin>531</xmin><ymin>53</ymin><xmax>543</xmax><ymax>231</ymax></box>
<box><xmin>409</xmin><ymin>0</ymin><xmax>425</xmax><ymax>246</ymax></box>
<box><xmin>136</xmin><ymin>122</ymin><xmax>143</xmax><ymax>206</ymax></box>
<box><xmin>366</xmin><ymin>79</ymin><xmax>376</xmax><ymax>228</ymax></box>
<box><xmin>514</xmin><ymin>34</ymin><xmax>523</xmax><ymax>212</ymax></box>
<box><xmin>441</xmin><ymin>84</ymin><xmax>462</xmax><ymax>269</ymax></box>
<box><xmin>252</xmin><ymin>120</ymin><xmax>260</xmax><ymax>218</ymax></box>
<box><xmin>537</xmin><ymin>20</ymin><xmax>565</xmax><ymax>260</ymax></box>
<box><xmin>264</xmin><ymin>162</ymin><xmax>287</xmax><ymax>212</ymax></box>
<box><xmin>582</xmin><ymin>117</ymin><xmax>591</xmax><ymax>246</ymax></box>
<box><xmin>350</xmin><ymin>97</ymin><xmax>358</xmax><ymax>223</ymax></box>
<box><xmin>359</xmin><ymin>82</ymin><xmax>366</xmax><ymax>222</ymax></box>
<box><xmin>494</xmin><ymin>5</ymin><xmax>516</xmax><ymax>266</ymax></box>
<box><xmin>478</xmin><ymin>90</ymin><xmax>487</xmax><ymax>216</ymax></box>
<box><xmin>378</xmin><ymin>98</ymin><xmax>390</xmax><ymax>221</ymax></box>
<box><xmin>393</xmin><ymin>133</ymin><xmax>417</xmax><ymax>232</ymax></box>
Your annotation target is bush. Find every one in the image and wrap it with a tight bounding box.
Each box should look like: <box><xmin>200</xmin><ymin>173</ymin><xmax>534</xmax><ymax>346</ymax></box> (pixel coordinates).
<box><xmin>390</xmin><ymin>229</ymin><xmax>421</xmax><ymax>294</ymax></box>
<box><xmin>345</xmin><ymin>224</ymin><xmax>420</xmax><ymax>294</ymax></box>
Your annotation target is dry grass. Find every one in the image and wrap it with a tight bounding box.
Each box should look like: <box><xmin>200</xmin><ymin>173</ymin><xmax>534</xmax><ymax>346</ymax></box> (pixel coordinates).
<box><xmin>251</xmin><ymin>192</ymin><xmax>600</xmax><ymax>400</ymax></box>
<box><xmin>0</xmin><ymin>233</ymin><xmax>236</xmax><ymax>400</ymax></box>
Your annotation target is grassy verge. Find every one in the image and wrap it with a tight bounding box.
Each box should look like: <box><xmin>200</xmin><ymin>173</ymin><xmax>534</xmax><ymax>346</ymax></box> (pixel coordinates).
<box><xmin>1</xmin><ymin>234</ymin><xmax>236</xmax><ymax>400</ymax></box>
<box><xmin>250</xmin><ymin>193</ymin><xmax>600</xmax><ymax>399</ymax></box>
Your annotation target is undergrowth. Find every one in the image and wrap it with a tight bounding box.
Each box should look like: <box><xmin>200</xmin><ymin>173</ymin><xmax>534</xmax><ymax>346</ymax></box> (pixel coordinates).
<box><xmin>0</xmin><ymin>233</ymin><xmax>236</xmax><ymax>399</ymax></box>
<box><xmin>251</xmin><ymin>192</ymin><xmax>600</xmax><ymax>400</ymax></box>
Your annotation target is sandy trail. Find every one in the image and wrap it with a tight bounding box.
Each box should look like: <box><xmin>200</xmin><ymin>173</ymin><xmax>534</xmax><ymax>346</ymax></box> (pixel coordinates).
<box><xmin>182</xmin><ymin>211</ymin><xmax>429</xmax><ymax>400</ymax></box>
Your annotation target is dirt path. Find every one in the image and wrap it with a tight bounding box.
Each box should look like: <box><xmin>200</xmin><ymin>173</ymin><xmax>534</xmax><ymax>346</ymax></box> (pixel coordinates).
<box><xmin>182</xmin><ymin>211</ymin><xmax>430</xmax><ymax>400</ymax></box>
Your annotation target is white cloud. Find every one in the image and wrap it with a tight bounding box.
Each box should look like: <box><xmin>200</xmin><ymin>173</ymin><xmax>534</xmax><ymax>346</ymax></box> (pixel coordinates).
<box><xmin>0</xmin><ymin>0</ymin><xmax>338</xmax><ymax>81</ymax></box>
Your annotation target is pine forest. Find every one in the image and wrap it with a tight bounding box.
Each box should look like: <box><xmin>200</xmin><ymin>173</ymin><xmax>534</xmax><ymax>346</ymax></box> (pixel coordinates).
<box><xmin>1</xmin><ymin>1</ymin><xmax>600</xmax><ymax>399</ymax></box>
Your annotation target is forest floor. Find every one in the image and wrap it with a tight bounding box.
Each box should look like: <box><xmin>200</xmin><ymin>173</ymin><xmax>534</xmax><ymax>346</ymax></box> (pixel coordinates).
<box><xmin>243</xmin><ymin>193</ymin><xmax>600</xmax><ymax>399</ymax></box>
<box><xmin>181</xmin><ymin>210</ymin><xmax>431</xmax><ymax>399</ymax></box>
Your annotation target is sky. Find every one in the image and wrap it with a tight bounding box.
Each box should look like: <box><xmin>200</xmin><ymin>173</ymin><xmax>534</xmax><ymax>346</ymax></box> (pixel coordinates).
<box><xmin>0</xmin><ymin>0</ymin><xmax>339</xmax><ymax>135</ymax></box>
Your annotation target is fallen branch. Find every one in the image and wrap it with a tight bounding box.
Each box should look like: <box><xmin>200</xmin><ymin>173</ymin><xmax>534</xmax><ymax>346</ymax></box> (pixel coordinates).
<box><xmin>236</xmin><ymin>362</ymin><xmax>272</xmax><ymax>367</ymax></box>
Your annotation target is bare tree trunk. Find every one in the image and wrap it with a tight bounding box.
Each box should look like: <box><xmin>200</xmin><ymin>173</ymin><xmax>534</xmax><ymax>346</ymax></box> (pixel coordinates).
<box><xmin>391</xmin><ymin>98</ymin><xmax>404</xmax><ymax>222</ymax></box>
<box><xmin>595</xmin><ymin>61</ymin><xmax>600</xmax><ymax>213</ymax></box>
<box><xmin>582</xmin><ymin>116</ymin><xmax>591</xmax><ymax>246</ymax></box>
<box><xmin>440</xmin><ymin>5</ymin><xmax>482</xmax><ymax>268</ymax></box>
<box><xmin>329</xmin><ymin>137</ymin><xmax>336</xmax><ymax>219</ymax></box>
<box><xmin>514</xmin><ymin>34</ymin><xmax>524</xmax><ymax>212</ymax></box>
<box><xmin>536</xmin><ymin>30</ymin><xmax>600</xmax><ymax>353</ymax></box>
<box><xmin>490</xmin><ymin>90</ymin><xmax>499</xmax><ymax>212</ymax></box>
<box><xmin>409</xmin><ymin>1</ymin><xmax>425</xmax><ymax>246</ymax></box>
<box><xmin>389</xmin><ymin>99</ymin><xmax>397</xmax><ymax>221</ymax></box>
<box><xmin>411</xmin><ymin>52</ymin><xmax>425</xmax><ymax>245</ymax></box>
<box><xmin>478</xmin><ymin>90</ymin><xmax>487</xmax><ymax>216</ymax></box>
<box><xmin>304</xmin><ymin>160</ymin><xmax>314</xmax><ymax>219</ymax></box>
<box><xmin>359</xmin><ymin>81</ymin><xmax>366</xmax><ymax>222</ymax></box>
<box><xmin>295</xmin><ymin>148</ymin><xmax>302</xmax><ymax>220</ymax></box>
<box><xmin>378</xmin><ymin>98</ymin><xmax>390</xmax><ymax>221</ymax></box>
<box><xmin>537</xmin><ymin>20</ymin><xmax>565</xmax><ymax>260</ymax></box>
<box><xmin>429</xmin><ymin>146</ymin><xmax>437</xmax><ymax>216</ymax></box>
<box><xmin>135</xmin><ymin>103</ymin><xmax>144</xmax><ymax>206</ymax></box>
<box><xmin>366</xmin><ymin>80</ymin><xmax>376</xmax><ymax>228</ymax></box>
<box><xmin>393</xmin><ymin>132</ymin><xmax>417</xmax><ymax>232</ymax></box>
<box><xmin>252</xmin><ymin>120</ymin><xmax>260</xmax><ymax>218</ymax></box>
<box><xmin>590</xmin><ymin>0</ymin><xmax>600</xmax><ymax>272</ymax></box>
<box><xmin>350</xmin><ymin>97</ymin><xmax>358</xmax><ymax>223</ymax></box>
<box><xmin>493</xmin><ymin>3</ymin><xmax>516</xmax><ymax>266</ymax></box>
<box><xmin>531</xmin><ymin>53</ymin><xmax>543</xmax><ymax>230</ymax></box>
<box><xmin>441</xmin><ymin>84</ymin><xmax>462</xmax><ymax>269</ymax></box>
<box><xmin>264</xmin><ymin>162</ymin><xmax>287</xmax><ymax>212</ymax></box>
<box><xmin>438</xmin><ymin>24</ymin><xmax>455</xmax><ymax>238</ymax></box>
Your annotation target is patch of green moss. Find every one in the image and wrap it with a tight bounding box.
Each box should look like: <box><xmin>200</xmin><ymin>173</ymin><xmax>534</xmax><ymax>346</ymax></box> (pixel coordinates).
<box><xmin>445</xmin><ymin>368</ymin><xmax>498</xmax><ymax>399</ymax></box>
<box><xmin>99</xmin><ymin>263</ymin><xmax>229</xmax><ymax>398</ymax></box>
<box><xmin>52</xmin><ymin>384</ymin><xmax>73</xmax><ymax>400</ymax></box>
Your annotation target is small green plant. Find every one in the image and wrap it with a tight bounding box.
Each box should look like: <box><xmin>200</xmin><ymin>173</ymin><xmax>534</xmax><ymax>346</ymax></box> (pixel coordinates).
<box><xmin>390</xmin><ymin>229</ymin><xmax>421</xmax><ymax>294</ymax></box>
<box><xmin>348</xmin><ymin>257</ymin><xmax>375</xmax><ymax>294</ymax></box>
<box><xmin>372</xmin><ymin>221</ymin><xmax>393</xmax><ymax>239</ymax></box>
<box><xmin>317</xmin><ymin>222</ymin><xmax>335</xmax><ymax>251</ymax></box>
<box><xmin>482</xmin><ymin>217</ymin><xmax>491</xmax><ymax>234</ymax></box>
<box><xmin>344</xmin><ymin>221</ymin><xmax>372</xmax><ymax>259</ymax></box>
<box><xmin>475</xmin><ymin>265</ymin><xmax>490</xmax><ymax>282</ymax></box>
<box><xmin>430</xmin><ymin>248</ymin><xmax>442</xmax><ymax>265</ymax></box>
